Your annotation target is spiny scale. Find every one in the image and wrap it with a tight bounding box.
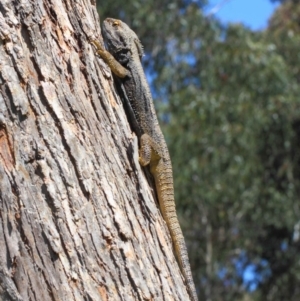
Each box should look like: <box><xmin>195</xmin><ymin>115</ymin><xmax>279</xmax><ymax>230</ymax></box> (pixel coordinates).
<box><xmin>91</xmin><ymin>18</ymin><xmax>198</xmax><ymax>301</ymax></box>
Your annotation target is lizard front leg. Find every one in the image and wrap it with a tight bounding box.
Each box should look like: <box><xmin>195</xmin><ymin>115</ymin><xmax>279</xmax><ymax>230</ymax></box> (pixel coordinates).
<box><xmin>90</xmin><ymin>39</ymin><xmax>129</xmax><ymax>78</ymax></box>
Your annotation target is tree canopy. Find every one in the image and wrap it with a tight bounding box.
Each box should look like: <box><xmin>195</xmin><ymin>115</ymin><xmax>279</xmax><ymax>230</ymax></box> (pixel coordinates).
<box><xmin>99</xmin><ymin>1</ymin><xmax>300</xmax><ymax>300</ymax></box>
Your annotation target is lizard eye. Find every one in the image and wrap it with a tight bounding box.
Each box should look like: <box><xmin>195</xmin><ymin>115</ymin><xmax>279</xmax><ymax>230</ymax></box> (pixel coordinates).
<box><xmin>112</xmin><ymin>21</ymin><xmax>120</xmax><ymax>27</ymax></box>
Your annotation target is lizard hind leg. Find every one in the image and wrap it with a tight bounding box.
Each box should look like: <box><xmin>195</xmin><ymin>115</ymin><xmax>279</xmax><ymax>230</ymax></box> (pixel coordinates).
<box><xmin>139</xmin><ymin>134</ymin><xmax>152</xmax><ymax>166</ymax></box>
<box><xmin>139</xmin><ymin>133</ymin><xmax>164</xmax><ymax>168</ymax></box>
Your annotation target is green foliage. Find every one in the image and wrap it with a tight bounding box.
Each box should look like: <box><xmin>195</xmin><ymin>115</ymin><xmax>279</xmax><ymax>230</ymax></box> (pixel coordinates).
<box><xmin>166</xmin><ymin>23</ymin><xmax>300</xmax><ymax>301</ymax></box>
<box><xmin>99</xmin><ymin>1</ymin><xmax>300</xmax><ymax>300</ymax></box>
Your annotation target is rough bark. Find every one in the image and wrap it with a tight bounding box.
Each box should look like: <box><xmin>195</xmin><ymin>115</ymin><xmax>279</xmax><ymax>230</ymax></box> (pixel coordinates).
<box><xmin>0</xmin><ymin>0</ymin><xmax>191</xmax><ymax>300</ymax></box>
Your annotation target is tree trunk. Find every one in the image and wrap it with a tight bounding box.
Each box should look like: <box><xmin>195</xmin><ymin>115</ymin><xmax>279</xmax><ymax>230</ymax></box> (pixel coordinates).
<box><xmin>0</xmin><ymin>1</ymin><xmax>191</xmax><ymax>300</ymax></box>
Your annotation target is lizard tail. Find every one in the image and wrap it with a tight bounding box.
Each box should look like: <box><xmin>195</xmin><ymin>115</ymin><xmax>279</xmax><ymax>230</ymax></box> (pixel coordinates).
<box><xmin>154</xmin><ymin>160</ymin><xmax>198</xmax><ymax>301</ymax></box>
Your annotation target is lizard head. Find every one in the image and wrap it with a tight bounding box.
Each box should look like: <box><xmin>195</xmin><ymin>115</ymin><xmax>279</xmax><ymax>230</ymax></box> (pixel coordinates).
<box><xmin>102</xmin><ymin>18</ymin><xmax>144</xmax><ymax>65</ymax></box>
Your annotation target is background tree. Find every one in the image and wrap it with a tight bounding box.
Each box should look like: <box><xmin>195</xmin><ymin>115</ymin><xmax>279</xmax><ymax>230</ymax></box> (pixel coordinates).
<box><xmin>101</xmin><ymin>1</ymin><xmax>300</xmax><ymax>300</ymax></box>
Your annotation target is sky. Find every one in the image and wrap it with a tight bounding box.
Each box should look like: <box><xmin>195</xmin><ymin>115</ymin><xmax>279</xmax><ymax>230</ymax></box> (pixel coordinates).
<box><xmin>207</xmin><ymin>0</ymin><xmax>279</xmax><ymax>30</ymax></box>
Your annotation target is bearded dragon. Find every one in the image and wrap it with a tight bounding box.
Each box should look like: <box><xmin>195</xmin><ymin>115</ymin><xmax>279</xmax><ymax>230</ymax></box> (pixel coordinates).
<box><xmin>91</xmin><ymin>18</ymin><xmax>198</xmax><ymax>301</ymax></box>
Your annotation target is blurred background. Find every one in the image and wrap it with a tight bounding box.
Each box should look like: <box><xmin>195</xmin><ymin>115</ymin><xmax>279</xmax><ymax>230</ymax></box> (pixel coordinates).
<box><xmin>98</xmin><ymin>1</ymin><xmax>300</xmax><ymax>300</ymax></box>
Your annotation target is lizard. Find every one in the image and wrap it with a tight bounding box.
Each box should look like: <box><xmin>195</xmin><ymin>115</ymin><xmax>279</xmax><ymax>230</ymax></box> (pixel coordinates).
<box><xmin>90</xmin><ymin>18</ymin><xmax>198</xmax><ymax>301</ymax></box>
